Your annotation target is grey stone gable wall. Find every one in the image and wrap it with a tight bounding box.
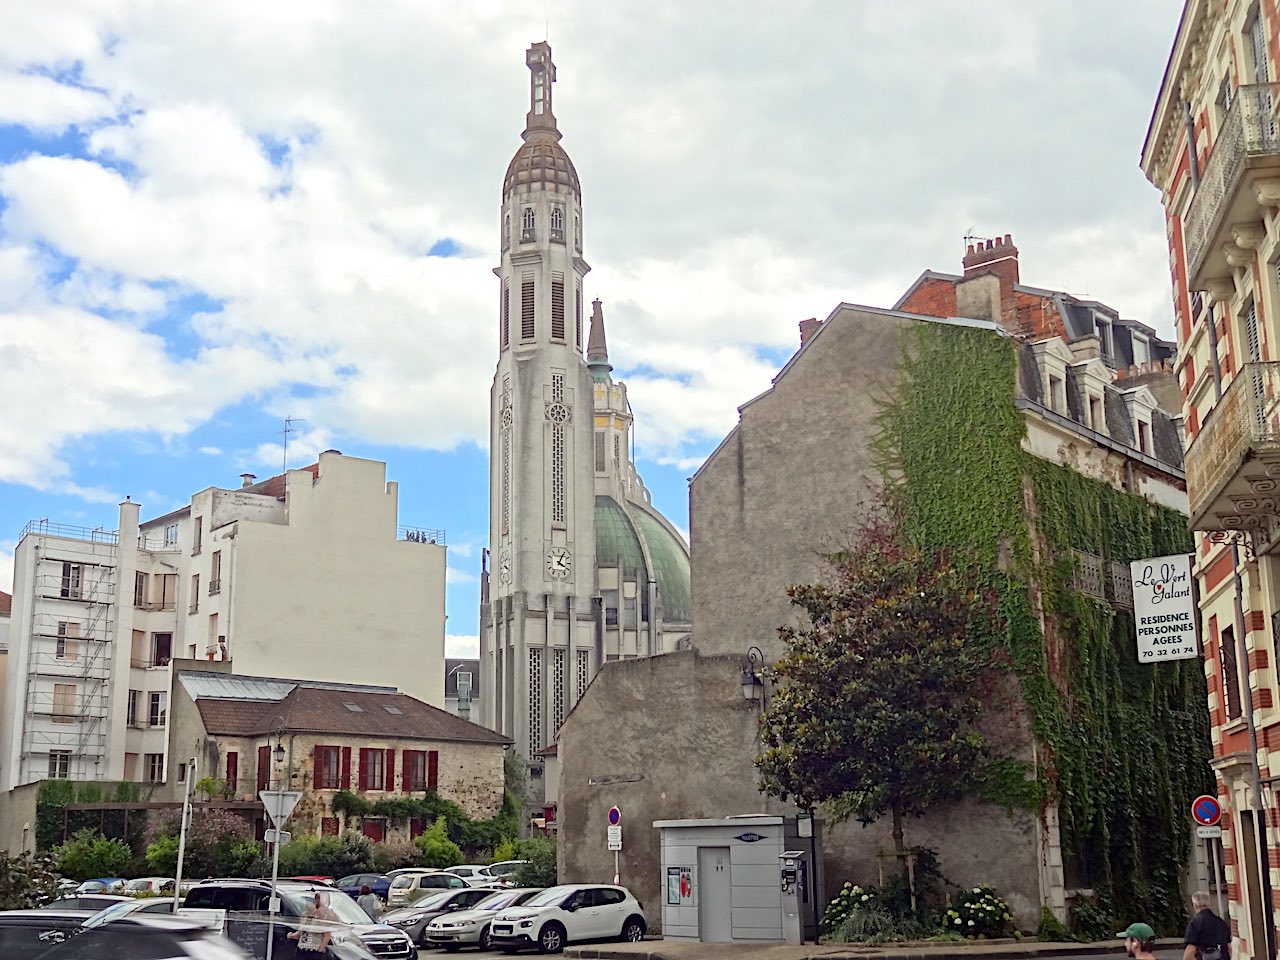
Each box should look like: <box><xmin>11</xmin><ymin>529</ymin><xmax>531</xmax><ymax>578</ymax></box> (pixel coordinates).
<box><xmin>1152</xmin><ymin>410</ymin><xmax>1185</xmax><ymax>468</ymax></box>
<box><xmin>1017</xmin><ymin>343</ymin><xmax>1043</xmax><ymax>404</ymax></box>
<box><xmin>1065</xmin><ymin>366</ymin><xmax>1085</xmax><ymax>423</ymax></box>
<box><xmin>1103</xmin><ymin>386</ymin><xmax>1137</xmax><ymax>447</ymax></box>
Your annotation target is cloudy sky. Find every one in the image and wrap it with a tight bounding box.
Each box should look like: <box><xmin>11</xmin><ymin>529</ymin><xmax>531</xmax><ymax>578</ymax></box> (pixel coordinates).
<box><xmin>0</xmin><ymin>1</ymin><xmax>1183</xmax><ymax>654</ymax></box>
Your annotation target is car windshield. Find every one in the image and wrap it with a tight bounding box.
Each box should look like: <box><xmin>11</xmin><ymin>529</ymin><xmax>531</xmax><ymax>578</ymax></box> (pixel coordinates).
<box><xmin>401</xmin><ymin>891</ymin><xmax>453</xmax><ymax>913</ymax></box>
<box><xmin>524</xmin><ymin>885</ymin><xmax>576</xmax><ymax>907</ymax></box>
<box><xmin>390</xmin><ymin>875</ymin><xmax>417</xmax><ymax>889</ymax></box>
<box><xmin>283</xmin><ymin>891</ymin><xmax>371</xmax><ymax>926</ymax></box>
<box><xmin>124</xmin><ymin>880</ymin><xmax>151</xmax><ymax>891</ymax></box>
<box><xmin>81</xmin><ymin>901</ymin><xmax>140</xmax><ymax>928</ymax></box>
<box><xmin>477</xmin><ymin>891</ymin><xmax>524</xmax><ymax>911</ymax></box>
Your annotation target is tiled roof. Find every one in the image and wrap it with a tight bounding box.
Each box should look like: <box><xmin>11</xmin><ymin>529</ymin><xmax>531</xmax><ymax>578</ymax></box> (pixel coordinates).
<box><xmin>196</xmin><ymin>686</ymin><xmax>508</xmax><ymax>746</ymax></box>
<box><xmin>242</xmin><ymin>463</ymin><xmax>320</xmax><ymax>500</ymax></box>
<box><xmin>0</xmin><ymin>590</ymin><xmax>10</xmax><ymax>617</ymax></box>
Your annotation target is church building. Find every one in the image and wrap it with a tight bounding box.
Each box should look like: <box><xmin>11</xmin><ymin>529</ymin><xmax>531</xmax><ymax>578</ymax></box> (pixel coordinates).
<box><xmin>478</xmin><ymin>43</ymin><xmax>691</xmax><ymax>767</ymax></box>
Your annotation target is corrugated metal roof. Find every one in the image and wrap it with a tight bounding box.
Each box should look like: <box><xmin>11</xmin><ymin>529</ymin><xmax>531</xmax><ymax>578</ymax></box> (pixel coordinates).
<box><xmin>178</xmin><ymin>673</ymin><xmax>297</xmax><ymax>702</ymax></box>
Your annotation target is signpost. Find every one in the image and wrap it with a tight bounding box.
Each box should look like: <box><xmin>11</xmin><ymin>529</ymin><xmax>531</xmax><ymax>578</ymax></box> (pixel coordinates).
<box><xmin>607</xmin><ymin>806</ymin><xmax>622</xmax><ymax>884</ymax></box>
<box><xmin>260</xmin><ymin>790</ymin><xmax>302</xmax><ymax>960</ymax></box>
<box><xmin>1191</xmin><ymin>795</ymin><xmax>1225</xmax><ymax>919</ymax></box>
<box><xmin>1129</xmin><ymin>555</ymin><xmax>1198</xmax><ymax>662</ymax></box>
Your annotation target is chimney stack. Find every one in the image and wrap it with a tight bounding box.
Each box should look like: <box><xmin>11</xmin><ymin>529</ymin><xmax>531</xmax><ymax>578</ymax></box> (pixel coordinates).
<box><xmin>962</xmin><ymin>233</ymin><xmax>1020</xmax><ymax>286</ymax></box>
<box><xmin>240</xmin><ymin>473</ymin><xmax>257</xmax><ymax>488</ymax></box>
<box><xmin>798</xmin><ymin>318</ymin><xmax>822</xmax><ymax>346</ymax></box>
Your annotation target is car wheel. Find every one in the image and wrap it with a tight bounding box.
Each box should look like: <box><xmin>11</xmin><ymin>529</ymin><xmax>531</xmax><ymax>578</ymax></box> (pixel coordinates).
<box><xmin>538</xmin><ymin>922</ymin><xmax>566</xmax><ymax>954</ymax></box>
<box><xmin>479</xmin><ymin>925</ymin><xmax>492</xmax><ymax>950</ymax></box>
<box><xmin>621</xmin><ymin>916</ymin><xmax>645</xmax><ymax>942</ymax></box>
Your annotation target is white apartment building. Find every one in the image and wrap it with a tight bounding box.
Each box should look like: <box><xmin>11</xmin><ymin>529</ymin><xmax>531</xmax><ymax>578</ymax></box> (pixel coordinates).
<box><xmin>0</xmin><ymin>451</ymin><xmax>447</xmax><ymax>792</ymax></box>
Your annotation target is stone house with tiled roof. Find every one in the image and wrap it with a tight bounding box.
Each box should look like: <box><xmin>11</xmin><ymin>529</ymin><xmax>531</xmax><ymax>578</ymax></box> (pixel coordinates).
<box><xmin>165</xmin><ymin>664</ymin><xmax>509</xmax><ymax>841</ymax></box>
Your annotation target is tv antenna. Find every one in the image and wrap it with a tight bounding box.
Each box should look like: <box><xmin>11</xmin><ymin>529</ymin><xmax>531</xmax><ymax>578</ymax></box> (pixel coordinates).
<box><xmin>281</xmin><ymin>416</ymin><xmax>305</xmax><ymax>474</ymax></box>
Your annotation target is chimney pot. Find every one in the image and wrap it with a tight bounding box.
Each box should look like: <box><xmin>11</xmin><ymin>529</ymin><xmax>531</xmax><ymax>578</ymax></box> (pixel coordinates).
<box><xmin>240</xmin><ymin>473</ymin><xmax>256</xmax><ymax>488</ymax></box>
<box><xmin>1004</xmin><ymin>233</ymin><xmax>1012</xmax><ymax>245</ymax></box>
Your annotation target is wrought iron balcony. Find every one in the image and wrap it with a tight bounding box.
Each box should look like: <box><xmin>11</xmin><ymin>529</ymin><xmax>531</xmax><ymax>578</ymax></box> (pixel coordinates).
<box><xmin>1184</xmin><ymin>84</ymin><xmax>1280</xmax><ymax>286</ymax></box>
<box><xmin>1187</xmin><ymin>361</ymin><xmax>1280</xmax><ymax>530</ymax></box>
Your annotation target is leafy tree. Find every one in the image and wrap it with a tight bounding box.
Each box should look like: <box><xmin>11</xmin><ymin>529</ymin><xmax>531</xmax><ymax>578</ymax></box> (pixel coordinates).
<box><xmin>372</xmin><ymin>840</ymin><xmax>422</xmax><ymax>873</ymax></box>
<box><xmin>511</xmin><ymin>837</ymin><xmax>557</xmax><ymax>887</ymax></box>
<box><xmin>414</xmin><ymin>817</ymin><xmax>463</xmax><ymax>869</ymax></box>
<box><xmin>55</xmin><ymin>829</ymin><xmax>132</xmax><ymax>881</ymax></box>
<box><xmin>756</xmin><ymin>509</ymin><xmax>1003</xmax><ymax>857</ymax></box>
<box><xmin>144</xmin><ymin>807</ymin><xmax>255</xmax><ymax>879</ymax></box>
<box><xmin>145</xmin><ymin>834</ymin><xmax>181</xmax><ymax>875</ymax></box>
<box><xmin>0</xmin><ymin>851</ymin><xmax>61</xmax><ymax>908</ymax></box>
<box><xmin>277</xmin><ymin>833</ymin><xmax>374</xmax><ymax>878</ymax></box>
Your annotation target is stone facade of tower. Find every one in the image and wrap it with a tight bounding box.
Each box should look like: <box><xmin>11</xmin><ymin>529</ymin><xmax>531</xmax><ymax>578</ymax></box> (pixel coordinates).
<box><xmin>479</xmin><ymin>44</ymin><xmax>691</xmax><ymax>773</ymax></box>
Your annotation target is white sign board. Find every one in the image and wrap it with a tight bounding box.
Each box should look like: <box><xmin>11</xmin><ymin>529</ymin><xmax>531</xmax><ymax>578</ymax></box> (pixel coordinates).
<box><xmin>1197</xmin><ymin>825</ymin><xmax>1223</xmax><ymax>839</ymax></box>
<box><xmin>259</xmin><ymin>790</ymin><xmax>302</xmax><ymax>827</ymax></box>
<box><xmin>263</xmin><ymin>829</ymin><xmax>291</xmax><ymax>845</ymax></box>
<box><xmin>1130</xmin><ymin>554</ymin><xmax>1198</xmax><ymax>662</ymax></box>
<box><xmin>607</xmin><ymin>825</ymin><xmax>623</xmax><ymax>851</ymax></box>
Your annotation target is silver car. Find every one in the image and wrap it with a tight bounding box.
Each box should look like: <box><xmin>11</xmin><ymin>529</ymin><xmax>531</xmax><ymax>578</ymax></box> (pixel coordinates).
<box><xmin>423</xmin><ymin>887</ymin><xmax>543</xmax><ymax>952</ymax></box>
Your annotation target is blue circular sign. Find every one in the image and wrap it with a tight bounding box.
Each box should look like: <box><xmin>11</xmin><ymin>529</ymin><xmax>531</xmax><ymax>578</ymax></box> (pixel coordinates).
<box><xmin>1191</xmin><ymin>795</ymin><xmax>1222</xmax><ymax>827</ymax></box>
<box><xmin>608</xmin><ymin>806</ymin><xmax>621</xmax><ymax>826</ymax></box>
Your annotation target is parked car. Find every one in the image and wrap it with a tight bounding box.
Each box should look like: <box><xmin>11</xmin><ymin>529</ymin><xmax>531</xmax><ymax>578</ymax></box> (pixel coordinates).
<box><xmin>386</xmin><ymin>869</ymin><xmax>467</xmax><ymax>906</ymax></box>
<box><xmin>41</xmin><ymin>895</ymin><xmax>132</xmax><ymax>912</ymax></box>
<box><xmin>82</xmin><ymin>898</ymin><xmax>180</xmax><ymax>921</ymax></box>
<box><xmin>381</xmin><ymin>887</ymin><xmax>501</xmax><ymax>946</ymax></box>
<box><xmin>488</xmin><ymin>884</ymin><xmax>645</xmax><ymax>954</ymax></box>
<box><xmin>336</xmin><ymin>872</ymin><xmax>392</xmax><ymax>901</ymax></box>
<box><xmin>74</xmin><ymin>878</ymin><xmax>125</xmax><ymax>895</ymax></box>
<box><xmin>182</xmin><ymin>878</ymin><xmax>416</xmax><ymax>959</ymax></box>
<box><xmin>444</xmin><ymin>865</ymin><xmax>496</xmax><ymax>887</ymax></box>
<box><xmin>423</xmin><ymin>887</ymin><xmax>543</xmax><ymax>952</ymax></box>
<box><xmin>285</xmin><ymin>875</ymin><xmax>335</xmax><ymax>885</ymax></box>
<box><xmin>0</xmin><ymin>909</ymin><xmax>248</xmax><ymax>959</ymax></box>
<box><xmin>122</xmin><ymin>876</ymin><xmax>173</xmax><ymax>896</ymax></box>
<box><xmin>485</xmin><ymin>860</ymin><xmax>528</xmax><ymax>886</ymax></box>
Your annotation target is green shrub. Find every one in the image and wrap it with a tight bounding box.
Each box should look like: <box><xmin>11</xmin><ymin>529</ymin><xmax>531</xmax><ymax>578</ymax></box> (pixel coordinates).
<box><xmin>824</xmin><ymin>882</ymin><xmax>877</xmax><ymax>933</ymax></box>
<box><xmin>55</xmin><ymin>829</ymin><xmax>132</xmax><ymax>881</ymax></box>
<box><xmin>832</xmin><ymin>905</ymin><xmax>899</xmax><ymax>944</ymax></box>
<box><xmin>511</xmin><ymin>837</ymin><xmax>556</xmax><ymax>888</ymax></box>
<box><xmin>1037</xmin><ymin>906</ymin><xmax>1071</xmax><ymax>942</ymax></box>
<box><xmin>414</xmin><ymin>818</ymin><xmax>462</xmax><ymax>869</ymax></box>
<box><xmin>372</xmin><ymin>841</ymin><xmax>422</xmax><ymax>873</ymax></box>
<box><xmin>277</xmin><ymin>833</ymin><xmax>374</xmax><ymax>878</ymax></box>
<box><xmin>944</xmin><ymin>885</ymin><xmax>1013</xmax><ymax>938</ymax></box>
<box><xmin>1069</xmin><ymin>895</ymin><xmax>1114</xmax><ymax>942</ymax></box>
<box><xmin>145</xmin><ymin>835</ymin><xmax>180</xmax><ymax>876</ymax></box>
<box><xmin>0</xmin><ymin>851</ymin><xmax>61</xmax><ymax>908</ymax></box>
<box><xmin>491</xmin><ymin>838</ymin><xmax>517</xmax><ymax>864</ymax></box>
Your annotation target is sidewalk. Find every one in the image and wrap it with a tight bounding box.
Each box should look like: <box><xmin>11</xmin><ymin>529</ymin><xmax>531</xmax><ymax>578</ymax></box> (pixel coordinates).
<box><xmin>564</xmin><ymin>936</ymin><xmax>1178</xmax><ymax>960</ymax></box>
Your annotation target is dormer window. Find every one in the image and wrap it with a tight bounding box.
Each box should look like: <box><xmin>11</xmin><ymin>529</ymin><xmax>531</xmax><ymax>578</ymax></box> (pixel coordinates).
<box><xmin>550</xmin><ymin>206</ymin><xmax>565</xmax><ymax>242</ymax></box>
<box><xmin>1087</xmin><ymin>396</ymin><xmax>1103</xmax><ymax>432</ymax></box>
<box><xmin>1047</xmin><ymin>374</ymin><xmax>1065</xmax><ymax>413</ymax></box>
<box><xmin>521</xmin><ymin>207</ymin><xmax>535</xmax><ymax>242</ymax></box>
<box><xmin>1137</xmin><ymin>420</ymin><xmax>1151</xmax><ymax>454</ymax></box>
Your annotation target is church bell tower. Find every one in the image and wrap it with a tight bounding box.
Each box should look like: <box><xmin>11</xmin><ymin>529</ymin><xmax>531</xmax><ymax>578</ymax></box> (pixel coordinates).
<box><xmin>480</xmin><ymin>43</ymin><xmax>600</xmax><ymax>765</ymax></box>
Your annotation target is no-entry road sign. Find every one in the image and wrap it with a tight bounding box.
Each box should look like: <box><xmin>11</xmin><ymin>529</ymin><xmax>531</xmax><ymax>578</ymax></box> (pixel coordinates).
<box><xmin>1191</xmin><ymin>795</ymin><xmax>1222</xmax><ymax>827</ymax></box>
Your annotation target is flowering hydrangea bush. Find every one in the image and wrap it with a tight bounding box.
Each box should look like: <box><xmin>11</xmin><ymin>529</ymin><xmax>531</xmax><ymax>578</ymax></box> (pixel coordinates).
<box><xmin>945</xmin><ymin>885</ymin><xmax>1013</xmax><ymax>938</ymax></box>
<box><xmin>823</xmin><ymin>881</ymin><xmax>876</xmax><ymax>933</ymax></box>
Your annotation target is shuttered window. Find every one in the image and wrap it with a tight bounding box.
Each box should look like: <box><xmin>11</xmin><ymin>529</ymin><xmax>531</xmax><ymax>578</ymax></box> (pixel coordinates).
<box><xmin>1221</xmin><ymin>625</ymin><xmax>1242</xmax><ymax>720</ymax></box>
<box><xmin>521</xmin><ymin>274</ymin><xmax>535</xmax><ymax>340</ymax></box>
<box><xmin>501</xmin><ymin>279</ymin><xmax>510</xmax><ymax>349</ymax></box>
<box><xmin>551</xmin><ymin>273</ymin><xmax>565</xmax><ymax>340</ymax></box>
<box><xmin>575</xmin><ymin>287</ymin><xmax>582</xmax><ymax>347</ymax></box>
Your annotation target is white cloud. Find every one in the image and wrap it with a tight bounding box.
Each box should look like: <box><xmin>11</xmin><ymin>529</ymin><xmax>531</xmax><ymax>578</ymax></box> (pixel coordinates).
<box><xmin>446</xmin><ymin>634</ymin><xmax>479</xmax><ymax>659</ymax></box>
<box><xmin>199</xmin><ymin>446</ymin><xmax>223</xmax><ymax>456</ymax></box>
<box><xmin>445</xmin><ymin>566</ymin><xmax>477</xmax><ymax>585</ymax></box>
<box><xmin>0</xmin><ymin>0</ymin><xmax>1184</xmax><ymax>492</ymax></box>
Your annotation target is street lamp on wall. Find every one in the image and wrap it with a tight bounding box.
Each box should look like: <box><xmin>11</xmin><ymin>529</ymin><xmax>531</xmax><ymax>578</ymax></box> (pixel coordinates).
<box><xmin>741</xmin><ymin>646</ymin><xmax>765</xmax><ymax>705</ymax></box>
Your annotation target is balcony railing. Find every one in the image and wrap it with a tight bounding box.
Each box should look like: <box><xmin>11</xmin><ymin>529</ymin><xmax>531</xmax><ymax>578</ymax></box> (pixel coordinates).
<box><xmin>1069</xmin><ymin>549</ymin><xmax>1106</xmax><ymax>600</ymax></box>
<box><xmin>1106</xmin><ymin>562</ymin><xmax>1133</xmax><ymax>609</ymax></box>
<box><xmin>399</xmin><ymin>526</ymin><xmax>446</xmax><ymax>545</ymax></box>
<box><xmin>1184</xmin><ymin>83</ymin><xmax>1280</xmax><ymax>278</ymax></box>
<box><xmin>20</xmin><ymin>520</ymin><xmax>118</xmax><ymax>544</ymax></box>
<box><xmin>1187</xmin><ymin>361</ymin><xmax>1280</xmax><ymax>529</ymax></box>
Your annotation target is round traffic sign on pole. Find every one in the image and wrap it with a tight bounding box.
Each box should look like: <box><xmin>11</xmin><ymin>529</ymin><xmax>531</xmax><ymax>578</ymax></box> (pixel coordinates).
<box><xmin>1191</xmin><ymin>794</ymin><xmax>1222</xmax><ymax>827</ymax></box>
<box><xmin>608</xmin><ymin>806</ymin><xmax>622</xmax><ymax>826</ymax></box>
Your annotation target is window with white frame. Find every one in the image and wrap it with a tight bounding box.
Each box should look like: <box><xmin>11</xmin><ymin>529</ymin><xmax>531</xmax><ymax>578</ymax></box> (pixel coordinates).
<box><xmin>149</xmin><ymin>691</ymin><xmax>167</xmax><ymax>727</ymax></box>
<box><xmin>164</xmin><ymin>522</ymin><xmax>179</xmax><ymax>546</ymax></box>
<box><xmin>48</xmin><ymin>751</ymin><xmax>70</xmax><ymax>779</ymax></box>
<box><xmin>145</xmin><ymin>753</ymin><xmax>164</xmax><ymax>783</ymax></box>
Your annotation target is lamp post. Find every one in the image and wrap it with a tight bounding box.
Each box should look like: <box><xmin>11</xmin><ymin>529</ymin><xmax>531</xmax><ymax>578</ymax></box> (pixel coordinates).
<box><xmin>740</xmin><ymin>646</ymin><xmax>765</xmax><ymax>705</ymax></box>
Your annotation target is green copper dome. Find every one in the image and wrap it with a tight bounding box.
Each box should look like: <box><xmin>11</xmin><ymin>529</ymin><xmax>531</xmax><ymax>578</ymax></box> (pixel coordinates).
<box><xmin>593</xmin><ymin>496</ymin><xmax>692</xmax><ymax>625</ymax></box>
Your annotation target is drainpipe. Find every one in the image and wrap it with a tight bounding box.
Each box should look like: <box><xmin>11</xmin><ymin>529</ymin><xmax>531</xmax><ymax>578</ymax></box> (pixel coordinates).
<box><xmin>1205</xmin><ymin>302</ymin><xmax>1277</xmax><ymax>960</ymax></box>
<box><xmin>1185</xmin><ymin>100</ymin><xmax>1201</xmax><ymax>190</ymax></box>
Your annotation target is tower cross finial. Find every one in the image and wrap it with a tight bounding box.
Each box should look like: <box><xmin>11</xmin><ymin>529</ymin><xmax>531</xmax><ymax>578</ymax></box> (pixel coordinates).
<box><xmin>524</xmin><ymin>41</ymin><xmax>558</xmax><ymax>139</ymax></box>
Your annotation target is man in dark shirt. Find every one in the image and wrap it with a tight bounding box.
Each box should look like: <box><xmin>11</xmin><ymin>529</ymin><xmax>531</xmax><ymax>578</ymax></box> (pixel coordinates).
<box><xmin>1185</xmin><ymin>890</ymin><xmax>1231</xmax><ymax>960</ymax></box>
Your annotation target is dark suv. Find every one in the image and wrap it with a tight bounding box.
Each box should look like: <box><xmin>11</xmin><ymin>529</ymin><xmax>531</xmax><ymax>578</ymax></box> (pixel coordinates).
<box><xmin>183</xmin><ymin>878</ymin><xmax>416</xmax><ymax>959</ymax></box>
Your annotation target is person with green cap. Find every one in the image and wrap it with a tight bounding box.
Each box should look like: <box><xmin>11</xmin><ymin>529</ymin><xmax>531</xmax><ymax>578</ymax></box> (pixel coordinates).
<box><xmin>1119</xmin><ymin>921</ymin><xmax>1158</xmax><ymax>960</ymax></box>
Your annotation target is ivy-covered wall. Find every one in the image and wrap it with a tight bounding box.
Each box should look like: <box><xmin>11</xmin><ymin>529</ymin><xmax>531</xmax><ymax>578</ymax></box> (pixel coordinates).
<box><xmin>879</xmin><ymin>323</ymin><xmax>1212</xmax><ymax>933</ymax></box>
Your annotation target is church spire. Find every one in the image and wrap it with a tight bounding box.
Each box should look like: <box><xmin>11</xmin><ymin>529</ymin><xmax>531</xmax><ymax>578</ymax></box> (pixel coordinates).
<box><xmin>587</xmin><ymin>298</ymin><xmax>612</xmax><ymax>381</ymax></box>
<box><xmin>524</xmin><ymin>41</ymin><xmax>559</xmax><ymax>141</ymax></box>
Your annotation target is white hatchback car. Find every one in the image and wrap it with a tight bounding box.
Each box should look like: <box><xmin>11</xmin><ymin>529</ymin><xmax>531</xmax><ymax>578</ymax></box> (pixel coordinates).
<box><xmin>487</xmin><ymin>883</ymin><xmax>645</xmax><ymax>954</ymax></box>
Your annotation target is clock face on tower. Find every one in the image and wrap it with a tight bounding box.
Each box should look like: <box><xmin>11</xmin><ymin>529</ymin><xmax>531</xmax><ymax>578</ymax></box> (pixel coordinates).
<box><xmin>546</xmin><ymin>547</ymin><xmax>572</xmax><ymax>579</ymax></box>
<box><xmin>499</xmin><ymin>550</ymin><xmax>512</xmax><ymax>585</ymax></box>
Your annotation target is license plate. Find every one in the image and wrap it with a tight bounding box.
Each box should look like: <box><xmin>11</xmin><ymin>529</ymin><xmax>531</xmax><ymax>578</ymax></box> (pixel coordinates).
<box><xmin>493</xmin><ymin>925</ymin><xmax>512</xmax><ymax>934</ymax></box>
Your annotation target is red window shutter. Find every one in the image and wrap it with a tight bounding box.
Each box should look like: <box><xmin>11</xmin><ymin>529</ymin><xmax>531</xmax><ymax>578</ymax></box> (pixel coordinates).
<box><xmin>226</xmin><ymin>751</ymin><xmax>238</xmax><ymax>791</ymax></box>
<box><xmin>341</xmin><ymin>746</ymin><xmax>351</xmax><ymax>790</ymax></box>
<box><xmin>427</xmin><ymin>750</ymin><xmax>439</xmax><ymax>791</ymax></box>
<box><xmin>357</xmin><ymin>749</ymin><xmax>369</xmax><ymax>791</ymax></box>
<box><xmin>321</xmin><ymin>817</ymin><xmax>339</xmax><ymax>836</ymax></box>
<box><xmin>257</xmin><ymin>745</ymin><xmax>270</xmax><ymax>791</ymax></box>
<box><xmin>386</xmin><ymin>749</ymin><xmax>395</xmax><ymax>791</ymax></box>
